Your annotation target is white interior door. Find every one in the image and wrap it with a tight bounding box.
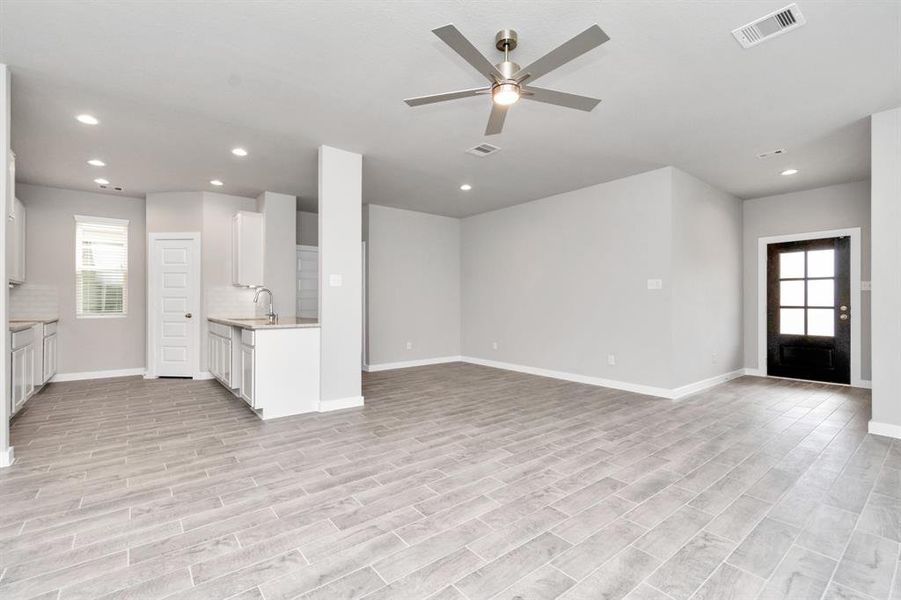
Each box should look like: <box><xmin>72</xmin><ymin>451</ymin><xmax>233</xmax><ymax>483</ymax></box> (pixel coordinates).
<box><xmin>297</xmin><ymin>245</ymin><xmax>319</xmax><ymax>319</ymax></box>
<box><xmin>152</xmin><ymin>236</ymin><xmax>199</xmax><ymax>377</ymax></box>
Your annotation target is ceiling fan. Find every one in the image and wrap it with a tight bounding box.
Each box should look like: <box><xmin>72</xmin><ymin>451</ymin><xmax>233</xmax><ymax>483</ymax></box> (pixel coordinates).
<box><xmin>404</xmin><ymin>24</ymin><xmax>610</xmax><ymax>135</ymax></box>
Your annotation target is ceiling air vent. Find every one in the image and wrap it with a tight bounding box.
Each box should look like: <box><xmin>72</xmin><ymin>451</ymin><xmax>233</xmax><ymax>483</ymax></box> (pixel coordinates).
<box><xmin>732</xmin><ymin>4</ymin><xmax>806</xmax><ymax>49</ymax></box>
<box><xmin>757</xmin><ymin>148</ymin><xmax>786</xmax><ymax>159</ymax></box>
<box><xmin>465</xmin><ymin>143</ymin><xmax>501</xmax><ymax>157</ymax></box>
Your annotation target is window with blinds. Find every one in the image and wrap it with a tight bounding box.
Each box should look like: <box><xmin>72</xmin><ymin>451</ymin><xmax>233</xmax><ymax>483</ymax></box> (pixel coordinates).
<box><xmin>75</xmin><ymin>215</ymin><xmax>128</xmax><ymax>317</ymax></box>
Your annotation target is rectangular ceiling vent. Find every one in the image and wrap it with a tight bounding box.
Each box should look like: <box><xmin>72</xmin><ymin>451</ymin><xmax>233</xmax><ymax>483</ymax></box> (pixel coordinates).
<box><xmin>757</xmin><ymin>148</ymin><xmax>786</xmax><ymax>159</ymax></box>
<box><xmin>465</xmin><ymin>143</ymin><xmax>501</xmax><ymax>157</ymax></box>
<box><xmin>732</xmin><ymin>4</ymin><xmax>806</xmax><ymax>48</ymax></box>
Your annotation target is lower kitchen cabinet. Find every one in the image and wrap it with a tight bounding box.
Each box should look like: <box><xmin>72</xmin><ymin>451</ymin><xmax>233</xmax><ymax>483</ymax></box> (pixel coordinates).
<box><xmin>9</xmin><ymin>320</ymin><xmax>56</xmax><ymax>417</ymax></box>
<box><xmin>207</xmin><ymin>319</ymin><xmax>319</xmax><ymax>419</ymax></box>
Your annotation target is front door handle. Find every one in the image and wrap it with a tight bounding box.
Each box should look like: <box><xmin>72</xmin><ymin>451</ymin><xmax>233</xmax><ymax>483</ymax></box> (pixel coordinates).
<box><xmin>185</xmin><ymin>313</ymin><xmax>192</xmax><ymax>319</ymax></box>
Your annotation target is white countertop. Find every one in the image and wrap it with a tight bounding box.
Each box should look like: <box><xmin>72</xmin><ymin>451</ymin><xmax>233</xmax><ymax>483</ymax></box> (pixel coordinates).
<box><xmin>208</xmin><ymin>316</ymin><xmax>320</xmax><ymax>330</ymax></box>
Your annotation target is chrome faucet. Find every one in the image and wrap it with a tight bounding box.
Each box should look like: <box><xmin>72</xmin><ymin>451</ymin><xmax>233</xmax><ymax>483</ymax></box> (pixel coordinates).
<box><xmin>253</xmin><ymin>287</ymin><xmax>277</xmax><ymax>323</ymax></box>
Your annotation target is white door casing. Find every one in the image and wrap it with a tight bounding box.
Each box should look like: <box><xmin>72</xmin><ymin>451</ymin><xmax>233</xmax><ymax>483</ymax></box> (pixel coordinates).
<box><xmin>148</xmin><ymin>233</ymin><xmax>201</xmax><ymax>378</ymax></box>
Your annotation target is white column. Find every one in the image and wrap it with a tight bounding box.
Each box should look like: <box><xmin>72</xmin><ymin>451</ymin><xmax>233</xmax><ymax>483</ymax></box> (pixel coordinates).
<box><xmin>870</xmin><ymin>105</ymin><xmax>901</xmax><ymax>438</ymax></box>
<box><xmin>0</xmin><ymin>64</ymin><xmax>11</xmax><ymax>466</ymax></box>
<box><xmin>318</xmin><ymin>146</ymin><xmax>363</xmax><ymax>411</ymax></box>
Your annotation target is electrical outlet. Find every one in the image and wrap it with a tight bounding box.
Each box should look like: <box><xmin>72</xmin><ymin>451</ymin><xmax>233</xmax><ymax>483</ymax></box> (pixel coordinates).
<box><xmin>647</xmin><ymin>279</ymin><xmax>663</xmax><ymax>290</ymax></box>
<box><xmin>405</xmin><ymin>341</ymin><xmax>413</xmax><ymax>350</ymax></box>
<box><xmin>491</xmin><ymin>341</ymin><xmax>499</xmax><ymax>350</ymax></box>
<box><xmin>607</xmin><ymin>354</ymin><xmax>616</xmax><ymax>366</ymax></box>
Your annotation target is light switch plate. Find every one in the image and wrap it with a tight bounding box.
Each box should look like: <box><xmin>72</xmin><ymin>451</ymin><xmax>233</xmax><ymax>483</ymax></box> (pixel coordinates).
<box><xmin>647</xmin><ymin>279</ymin><xmax>663</xmax><ymax>290</ymax></box>
<box><xmin>329</xmin><ymin>274</ymin><xmax>343</xmax><ymax>287</ymax></box>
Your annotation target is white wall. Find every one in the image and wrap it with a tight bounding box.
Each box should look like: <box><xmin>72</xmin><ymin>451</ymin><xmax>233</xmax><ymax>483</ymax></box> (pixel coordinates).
<box><xmin>870</xmin><ymin>106</ymin><xmax>901</xmax><ymax>435</ymax></box>
<box><xmin>1</xmin><ymin>64</ymin><xmax>10</xmax><ymax>465</ymax></box>
<box><xmin>462</xmin><ymin>168</ymin><xmax>678</xmax><ymax>388</ymax></box>
<box><xmin>741</xmin><ymin>180</ymin><xmax>871</xmax><ymax>378</ymax></box>
<box><xmin>671</xmin><ymin>169</ymin><xmax>743</xmax><ymax>387</ymax></box>
<box><xmin>258</xmin><ymin>192</ymin><xmax>297</xmax><ymax>316</ymax></box>
<box><xmin>366</xmin><ymin>205</ymin><xmax>460</xmax><ymax>366</ymax></box>
<box><xmin>16</xmin><ymin>184</ymin><xmax>146</xmax><ymax>375</ymax></box>
<box><xmin>296</xmin><ymin>210</ymin><xmax>318</xmax><ymax>246</ymax></box>
<box><xmin>318</xmin><ymin>146</ymin><xmax>362</xmax><ymax>408</ymax></box>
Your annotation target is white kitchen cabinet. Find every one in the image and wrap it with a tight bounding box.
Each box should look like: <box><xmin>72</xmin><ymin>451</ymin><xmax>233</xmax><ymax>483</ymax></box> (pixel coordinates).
<box><xmin>208</xmin><ymin>322</ymin><xmax>237</xmax><ymax>389</ymax></box>
<box><xmin>6</xmin><ymin>150</ymin><xmax>14</xmax><ymax>221</ymax></box>
<box><xmin>240</xmin><ymin>343</ymin><xmax>255</xmax><ymax>407</ymax></box>
<box><xmin>231</xmin><ymin>211</ymin><xmax>263</xmax><ymax>287</ymax></box>
<box><xmin>7</xmin><ymin>196</ymin><xmax>25</xmax><ymax>285</ymax></box>
<box><xmin>10</xmin><ymin>326</ymin><xmax>34</xmax><ymax>415</ymax></box>
<box><xmin>11</xmin><ymin>347</ymin><xmax>26</xmax><ymax>414</ymax></box>
<box><xmin>42</xmin><ymin>333</ymin><xmax>58</xmax><ymax>383</ymax></box>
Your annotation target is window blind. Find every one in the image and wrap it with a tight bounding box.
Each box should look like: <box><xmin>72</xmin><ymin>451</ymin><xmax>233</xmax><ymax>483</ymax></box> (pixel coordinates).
<box><xmin>75</xmin><ymin>215</ymin><xmax>128</xmax><ymax>317</ymax></box>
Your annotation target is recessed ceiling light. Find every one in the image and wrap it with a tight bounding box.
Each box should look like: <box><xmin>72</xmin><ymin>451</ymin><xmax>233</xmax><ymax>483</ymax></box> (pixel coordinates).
<box><xmin>87</xmin><ymin>159</ymin><xmax>106</xmax><ymax>167</ymax></box>
<box><xmin>460</xmin><ymin>184</ymin><xmax>472</xmax><ymax>191</ymax></box>
<box><xmin>76</xmin><ymin>114</ymin><xmax>99</xmax><ymax>125</ymax></box>
<box><xmin>210</xmin><ymin>179</ymin><xmax>224</xmax><ymax>186</ymax></box>
<box><xmin>231</xmin><ymin>147</ymin><xmax>248</xmax><ymax>157</ymax></box>
<box><xmin>781</xmin><ymin>168</ymin><xmax>799</xmax><ymax>176</ymax></box>
<box><xmin>94</xmin><ymin>178</ymin><xmax>109</xmax><ymax>185</ymax></box>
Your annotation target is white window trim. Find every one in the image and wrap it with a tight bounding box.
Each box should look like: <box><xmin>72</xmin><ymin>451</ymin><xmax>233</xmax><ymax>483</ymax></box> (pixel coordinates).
<box><xmin>74</xmin><ymin>214</ymin><xmax>130</xmax><ymax>319</ymax></box>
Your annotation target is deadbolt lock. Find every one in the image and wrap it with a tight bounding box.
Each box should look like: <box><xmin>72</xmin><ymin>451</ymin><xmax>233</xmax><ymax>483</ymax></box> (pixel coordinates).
<box><xmin>840</xmin><ymin>305</ymin><xmax>848</xmax><ymax>311</ymax></box>
<box><xmin>185</xmin><ymin>313</ymin><xmax>192</xmax><ymax>319</ymax></box>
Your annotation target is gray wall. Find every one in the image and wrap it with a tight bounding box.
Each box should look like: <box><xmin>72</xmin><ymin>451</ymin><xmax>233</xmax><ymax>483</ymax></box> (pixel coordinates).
<box><xmin>296</xmin><ymin>210</ymin><xmax>318</xmax><ymax>246</ymax></box>
<box><xmin>671</xmin><ymin>169</ymin><xmax>743</xmax><ymax>387</ymax></box>
<box><xmin>742</xmin><ymin>180</ymin><xmax>871</xmax><ymax>379</ymax></box>
<box><xmin>462</xmin><ymin>168</ymin><xmax>678</xmax><ymax>388</ymax></box>
<box><xmin>17</xmin><ymin>184</ymin><xmax>147</xmax><ymax>374</ymax></box>
<box><xmin>367</xmin><ymin>205</ymin><xmax>460</xmax><ymax>365</ymax></box>
<box><xmin>146</xmin><ymin>191</ymin><xmax>202</xmax><ymax>233</ymax></box>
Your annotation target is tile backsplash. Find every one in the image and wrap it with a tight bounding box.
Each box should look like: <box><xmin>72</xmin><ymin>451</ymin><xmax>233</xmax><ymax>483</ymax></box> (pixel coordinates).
<box><xmin>205</xmin><ymin>285</ymin><xmax>263</xmax><ymax>318</ymax></box>
<box><xmin>9</xmin><ymin>284</ymin><xmax>60</xmax><ymax>320</ymax></box>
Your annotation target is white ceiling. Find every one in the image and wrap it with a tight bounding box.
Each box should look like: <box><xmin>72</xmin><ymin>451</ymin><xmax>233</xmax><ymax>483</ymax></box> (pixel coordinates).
<box><xmin>1</xmin><ymin>1</ymin><xmax>899</xmax><ymax>217</ymax></box>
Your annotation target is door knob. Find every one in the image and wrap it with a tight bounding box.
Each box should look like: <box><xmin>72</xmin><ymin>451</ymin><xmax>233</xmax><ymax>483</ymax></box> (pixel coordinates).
<box><xmin>185</xmin><ymin>313</ymin><xmax>192</xmax><ymax>319</ymax></box>
<box><xmin>840</xmin><ymin>314</ymin><xmax>849</xmax><ymax>320</ymax></box>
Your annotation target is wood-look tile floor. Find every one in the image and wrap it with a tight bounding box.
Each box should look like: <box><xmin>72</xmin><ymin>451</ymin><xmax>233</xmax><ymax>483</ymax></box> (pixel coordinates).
<box><xmin>0</xmin><ymin>363</ymin><xmax>894</xmax><ymax>600</ymax></box>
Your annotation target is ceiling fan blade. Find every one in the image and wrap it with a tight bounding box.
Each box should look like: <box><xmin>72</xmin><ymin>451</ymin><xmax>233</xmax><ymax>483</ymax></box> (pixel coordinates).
<box><xmin>485</xmin><ymin>103</ymin><xmax>508</xmax><ymax>136</ymax></box>
<box><xmin>522</xmin><ymin>87</ymin><xmax>601</xmax><ymax>111</ymax></box>
<box><xmin>404</xmin><ymin>87</ymin><xmax>490</xmax><ymax>107</ymax></box>
<box><xmin>433</xmin><ymin>24</ymin><xmax>504</xmax><ymax>83</ymax></box>
<box><xmin>513</xmin><ymin>25</ymin><xmax>610</xmax><ymax>84</ymax></box>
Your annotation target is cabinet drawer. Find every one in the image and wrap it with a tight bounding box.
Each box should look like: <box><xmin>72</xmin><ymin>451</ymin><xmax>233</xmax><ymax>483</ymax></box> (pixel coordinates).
<box><xmin>241</xmin><ymin>329</ymin><xmax>255</xmax><ymax>347</ymax></box>
<box><xmin>11</xmin><ymin>327</ymin><xmax>34</xmax><ymax>350</ymax></box>
<box><xmin>43</xmin><ymin>321</ymin><xmax>58</xmax><ymax>337</ymax></box>
<box><xmin>209</xmin><ymin>321</ymin><xmax>231</xmax><ymax>338</ymax></box>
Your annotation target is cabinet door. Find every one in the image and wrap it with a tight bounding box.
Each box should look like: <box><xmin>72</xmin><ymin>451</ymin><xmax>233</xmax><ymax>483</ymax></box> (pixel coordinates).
<box><xmin>11</xmin><ymin>347</ymin><xmax>25</xmax><ymax>411</ymax></box>
<box><xmin>24</xmin><ymin>344</ymin><xmax>34</xmax><ymax>399</ymax></box>
<box><xmin>221</xmin><ymin>340</ymin><xmax>231</xmax><ymax>387</ymax></box>
<box><xmin>210</xmin><ymin>335</ymin><xmax>220</xmax><ymax>380</ymax></box>
<box><xmin>17</xmin><ymin>199</ymin><xmax>25</xmax><ymax>282</ymax></box>
<box><xmin>240</xmin><ymin>345</ymin><xmax>254</xmax><ymax>406</ymax></box>
<box><xmin>43</xmin><ymin>334</ymin><xmax>57</xmax><ymax>383</ymax></box>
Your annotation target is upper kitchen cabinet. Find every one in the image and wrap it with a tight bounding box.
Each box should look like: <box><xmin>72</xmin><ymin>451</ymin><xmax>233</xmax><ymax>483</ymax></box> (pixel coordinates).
<box><xmin>7</xmin><ymin>151</ymin><xmax>25</xmax><ymax>285</ymax></box>
<box><xmin>232</xmin><ymin>210</ymin><xmax>263</xmax><ymax>287</ymax></box>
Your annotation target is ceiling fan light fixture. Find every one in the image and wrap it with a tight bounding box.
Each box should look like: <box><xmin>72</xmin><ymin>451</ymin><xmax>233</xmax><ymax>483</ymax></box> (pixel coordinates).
<box><xmin>492</xmin><ymin>83</ymin><xmax>520</xmax><ymax>106</ymax></box>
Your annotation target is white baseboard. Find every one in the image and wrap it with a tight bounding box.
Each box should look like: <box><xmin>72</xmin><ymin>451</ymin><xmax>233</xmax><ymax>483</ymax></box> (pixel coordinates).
<box><xmin>364</xmin><ymin>356</ymin><xmax>463</xmax><ymax>372</ymax></box>
<box><xmin>669</xmin><ymin>370</ymin><xmax>746</xmax><ymax>399</ymax></box>
<box><xmin>459</xmin><ymin>356</ymin><xmax>740</xmax><ymax>400</ymax></box>
<box><xmin>743</xmin><ymin>368</ymin><xmax>765</xmax><ymax>377</ymax></box>
<box><xmin>855</xmin><ymin>379</ymin><xmax>873</xmax><ymax>389</ymax></box>
<box><xmin>0</xmin><ymin>446</ymin><xmax>14</xmax><ymax>468</ymax></box>
<box><xmin>52</xmin><ymin>368</ymin><xmax>145</xmax><ymax>383</ymax></box>
<box><xmin>869</xmin><ymin>420</ymin><xmax>901</xmax><ymax>439</ymax></box>
<box><xmin>194</xmin><ymin>371</ymin><xmax>215</xmax><ymax>380</ymax></box>
<box><xmin>318</xmin><ymin>396</ymin><xmax>364</xmax><ymax>412</ymax></box>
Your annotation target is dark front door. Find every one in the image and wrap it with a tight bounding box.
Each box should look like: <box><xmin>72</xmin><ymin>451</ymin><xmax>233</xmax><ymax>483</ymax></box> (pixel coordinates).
<box><xmin>767</xmin><ymin>236</ymin><xmax>850</xmax><ymax>384</ymax></box>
